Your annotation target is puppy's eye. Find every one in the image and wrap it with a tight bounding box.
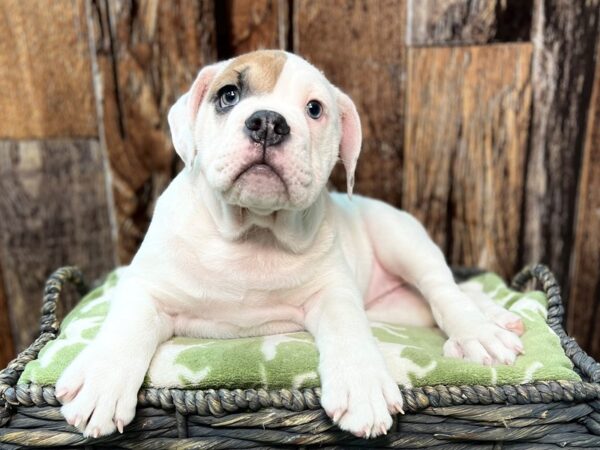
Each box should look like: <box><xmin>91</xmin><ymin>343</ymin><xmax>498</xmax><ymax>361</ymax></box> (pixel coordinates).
<box><xmin>218</xmin><ymin>85</ymin><xmax>240</xmax><ymax>108</ymax></box>
<box><xmin>306</xmin><ymin>100</ymin><xmax>323</xmax><ymax>119</ymax></box>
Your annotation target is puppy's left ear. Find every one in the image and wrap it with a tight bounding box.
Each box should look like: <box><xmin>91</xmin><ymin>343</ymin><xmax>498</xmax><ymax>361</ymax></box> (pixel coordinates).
<box><xmin>168</xmin><ymin>63</ymin><xmax>222</xmax><ymax>167</ymax></box>
<box><xmin>337</xmin><ymin>90</ymin><xmax>362</xmax><ymax>197</ymax></box>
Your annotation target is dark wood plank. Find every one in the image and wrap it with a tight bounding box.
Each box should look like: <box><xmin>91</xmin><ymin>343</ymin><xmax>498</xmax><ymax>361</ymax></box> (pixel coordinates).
<box><xmin>0</xmin><ymin>140</ymin><xmax>116</xmax><ymax>351</ymax></box>
<box><xmin>215</xmin><ymin>0</ymin><xmax>289</xmax><ymax>57</ymax></box>
<box><xmin>0</xmin><ymin>0</ymin><xmax>97</xmax><ymax>138</ymax></box>
<box><xmin>567</xmin><ymin>43</ymin><xmax>600</xmax><ymax>358</ymax></box>
<box><xmin>294</xmin><ymin>0</ymin><xmax>406</xmax><ymax>207</ymax></box>
<box><xmin>0</xmin><ymin>260</ymin><xmax>14</xmax><ymax>367</ymax></box>
<box><xmin>404</xmin><ymin>44</ymin><xmax>533</xmax><ymax>277</ymax></box>
<box><xmin>523</xmin><ymin>0</ymin><xmax>600</xmax><ymax>292</ymax></box>
<box><xmin>407</xmin><ymin>0</ymin><xmax>533</xmax><ymax>46</ymax></box>
<box><xmin>90</xmin><ymin>0</ymin><xmax>217</xmax><ymax>262</ymax></box>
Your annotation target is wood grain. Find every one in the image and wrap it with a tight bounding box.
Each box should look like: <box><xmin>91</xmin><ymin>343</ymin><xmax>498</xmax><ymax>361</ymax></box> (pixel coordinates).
<box><xmin>0</xmin><ymin>0</ymin><xmax>97</xmax><ymax>138</ymax></box>
<box><xmin>404</xmin><ymin>44</ymin><xmax>533</xmax><ymax>277</ymax></box>
<box><xmin>215</xmin><ymin>0</ymin><xmax>289</xmax><ymax>56</ymax></box>
<box><xmin>524</xmin><ymin>0</ymin><xmax>600</xmax><ymax>291</ymax></box>
<box><xmin>567</xmin><ymin>44</ymin><xmax>600</xmax><ymax>356</ymax></box>
<box><xmin>0</xmin><ymin>260</ymin><xmax>14</xmax><ymax>367</ymax></box>
<box><xmin>407</xmin><ymin>0</ymin><xmax>533</xmax><ymax>46</ymax></box>
<box><xmin>0</xmin><ymin>140</ymin><xmax>116</xmax><ymax>351</ymax></box>
<box><xmin>90</xmin><ymin>0</ymin><xmax>217</xmax><ymax>262</ymax></box>
<box><xmin>294</xmin><ymin>0</ymin><xmax>406</xmax><ymax>207</ymax></box>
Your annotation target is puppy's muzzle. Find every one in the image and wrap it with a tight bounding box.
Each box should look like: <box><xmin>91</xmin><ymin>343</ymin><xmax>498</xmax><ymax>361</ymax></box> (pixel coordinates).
<box><xmin>245</xmin><ymin>110</ymin><xmax>290</xmax><ymax>147</ymax></box>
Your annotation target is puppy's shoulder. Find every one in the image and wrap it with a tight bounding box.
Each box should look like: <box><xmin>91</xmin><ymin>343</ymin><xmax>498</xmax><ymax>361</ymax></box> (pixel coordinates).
<box><xmin>155</xmin><ymin>171</ymin><xmax>191</xmax><ymax>206</ymax></box>
<box><xmin>145</xmin><ymin>171</ymin><xmax>203</xmax><ymax>237</ymax></box>
<box><xmin>328</xmin><ymin>191</ymin><xmax>381</xmax><ymax>215</ymax></box>
<box><xmin>328</xmin><ymin>191</ymin><xmax>361</xmax><ymax>216</ymax></box>
<box><xmin>328</xmin><ymin>191</ymin><xmax>414</xmax><ymax>223</ymax></box>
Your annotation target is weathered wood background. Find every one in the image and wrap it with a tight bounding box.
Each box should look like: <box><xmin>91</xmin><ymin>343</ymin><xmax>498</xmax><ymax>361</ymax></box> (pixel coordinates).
<box><xmin>0</xmin><ymin>0</ymin><xmax>599</xmax><ymax>366</ymax></box>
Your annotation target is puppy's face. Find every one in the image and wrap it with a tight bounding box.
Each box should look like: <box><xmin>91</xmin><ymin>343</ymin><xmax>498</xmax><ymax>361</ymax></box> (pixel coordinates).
<box><xmin>169</xmin><ymin>51</ymin><xmax>361</xmax><ymax>212</ymax></box>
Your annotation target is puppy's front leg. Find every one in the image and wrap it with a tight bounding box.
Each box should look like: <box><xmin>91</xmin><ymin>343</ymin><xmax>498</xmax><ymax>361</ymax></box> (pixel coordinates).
<box><xmin>56</xmin><ymin>277</ymin><xmax>172</xmax><ymax>438</ymax></box>
<box><xmin>304</xmin><ymin>275</ymin><xmax>403</xmax><ymax>438</ymax></box>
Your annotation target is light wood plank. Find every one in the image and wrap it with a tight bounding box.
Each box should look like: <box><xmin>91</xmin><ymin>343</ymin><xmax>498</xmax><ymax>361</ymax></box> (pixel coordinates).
<box><xmin>404</xmin><ymin>44</ymin><xmax>532</xmax><ymax>277</ymax></box>
<box><xmin>294</xmin><ymin>0</ymin><xmax>406</xmax><ymax>206</ymax></box>
<box><xmin>0</xmin><ymin>140</ymin><xmax>116</xmax><ymax>351</ymax></box>
<box><xmin>0</xmin><ymin>0</ymin><xmax>97</xmax><ymax>138</ymax></box>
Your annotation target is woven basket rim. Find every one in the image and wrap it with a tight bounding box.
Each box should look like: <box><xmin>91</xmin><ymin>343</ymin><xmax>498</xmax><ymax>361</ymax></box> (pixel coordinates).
<box><xmin>2</xmin><ymin>264</ymin><xmax>600</xmax><ymax>422</ymax></box>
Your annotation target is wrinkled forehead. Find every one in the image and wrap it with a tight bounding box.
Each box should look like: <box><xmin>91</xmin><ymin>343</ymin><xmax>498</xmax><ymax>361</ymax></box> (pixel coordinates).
<box><xmin>208</xmin><ymin>50</ymin><xmax>334</xmax><ymax>103</ymax></box>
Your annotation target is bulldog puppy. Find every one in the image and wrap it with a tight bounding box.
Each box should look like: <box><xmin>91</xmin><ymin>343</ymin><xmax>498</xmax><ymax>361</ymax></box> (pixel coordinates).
<box><xmin>56</xmin><ymin>50</ymin><xmax>524</xmax><ymax>439</ymax></box>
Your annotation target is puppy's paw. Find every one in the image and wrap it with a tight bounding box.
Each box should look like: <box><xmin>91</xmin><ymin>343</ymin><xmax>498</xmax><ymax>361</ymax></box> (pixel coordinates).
<box><xmin>484</xmin><ymin>306</ymin><xmax>525</xmax><ymax>336</ymax></box>
<box><xmin>443</xmin><ymin>322</ymin><xmax>524</xmax><ymax>366</ymax></box>
<box><xmin>56</xmin><ymin>348</ymin><xmax>140</xmax><ymax>438</ymax></box>
<box><xmin>320</xmin><ymin>360</ymin><xmax>403</xmax><ymax>438</ymax></box>
<box><xmin>460</xmin><ymin>283</ymin><xmax>525</xmax><ymax>336</ymax></box>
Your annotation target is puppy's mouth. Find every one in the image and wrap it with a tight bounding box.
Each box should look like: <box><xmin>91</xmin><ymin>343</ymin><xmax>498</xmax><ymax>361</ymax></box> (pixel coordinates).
<box><xmin>233</xmin><ymin>161</ymin><xmax>286</xmax><ymax>187</ymax></box>
<box><xmin>226</xmin><ymin>159</ymin><xmax>289</xmax><ymax>208</ymax></box>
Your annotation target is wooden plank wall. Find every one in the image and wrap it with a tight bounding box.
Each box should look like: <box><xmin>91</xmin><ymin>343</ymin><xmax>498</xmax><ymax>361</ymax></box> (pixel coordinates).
<box><xmin>295</xmin><ymin>0</ymin><xmax>406</xmax><ymax>207</ymax></box>
<box><xmin>0</xmin><ymin>0</ymin><xmax>117</xmax><ymax>355</ymax></box>
<box><xmin>1</xmin><ymin>0</ymin><xmax>599</xmax><ymax>367</ymax></box>
<box><xmin>568</xmin><ymin>41</ymin><xmax>600</xmax><ymax>355</ymax></box>
<box><xmin>404</xmin><ymin>44</ymin><xmax>532</xmax><ymax>274</ymax></box>
<box><xmin>90</xmin><ymin>0</ymin><xmax>217</xmax><ymax>262</ymax></box>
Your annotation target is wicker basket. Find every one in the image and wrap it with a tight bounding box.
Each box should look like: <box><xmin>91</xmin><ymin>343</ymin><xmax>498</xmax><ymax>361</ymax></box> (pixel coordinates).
<box><xmin>1</xmin><ymin>264</ymin><xmax>600</xmax><ymax>449</ymax></box>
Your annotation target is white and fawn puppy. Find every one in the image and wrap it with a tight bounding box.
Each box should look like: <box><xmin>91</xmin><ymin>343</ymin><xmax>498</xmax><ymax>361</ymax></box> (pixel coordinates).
<box><xmin>56</xmin><ymin>50</ymin><xmax>525</xmax><ymax>439</ymax></box>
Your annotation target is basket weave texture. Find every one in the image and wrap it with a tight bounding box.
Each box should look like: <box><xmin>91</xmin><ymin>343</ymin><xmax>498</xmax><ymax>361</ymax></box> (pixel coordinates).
<box><xmin>1</xmin><ymin>264</ymin><xmax>600</xmax><ymax>449</ymax></box>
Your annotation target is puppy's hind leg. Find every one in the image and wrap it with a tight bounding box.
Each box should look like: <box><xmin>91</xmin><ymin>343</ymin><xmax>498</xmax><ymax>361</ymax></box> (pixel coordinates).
<box><xmin>358</xmin><ymin>198</ymin><xmax>524</xmax><ymax>366</ymax></box>
<box><xmin>366</xmin><ymin>284</ymin><xmax>436</xmax><ymax>327</ymax></box>
<box><xmin>56</xmin><ymin>277</ymin><xmax>173</xmax><ymax>438</ymax></box>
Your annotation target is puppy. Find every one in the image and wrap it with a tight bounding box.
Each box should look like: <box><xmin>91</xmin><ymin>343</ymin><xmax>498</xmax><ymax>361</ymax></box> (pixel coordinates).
<box><xmin>56</xmin><ymin>50</ymin><xmax>524</xmax><ymax>439</ymax></box>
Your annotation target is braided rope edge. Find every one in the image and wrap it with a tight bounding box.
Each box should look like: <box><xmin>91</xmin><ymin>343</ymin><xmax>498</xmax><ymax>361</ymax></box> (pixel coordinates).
<box><xmin>511</xmin><ymin>264</ymin><xmax>600</xmax><ymax>383</ymax></box>
<box><xmin>1</xmin><ymin>264</ymin><xmax>599</xmax><ymax>426</ymax></box>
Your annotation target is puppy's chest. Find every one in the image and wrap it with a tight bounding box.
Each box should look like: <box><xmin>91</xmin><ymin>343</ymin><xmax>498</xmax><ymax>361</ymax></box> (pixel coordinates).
<box><xmin>162</xmin><ymin>279</ymin><xmax>314</xmax><ymax>338</ymax></box>
<box><xmin>156</xmin><ymin>242</ymin><xmax>323</xmax><ymax>320</ymax></box>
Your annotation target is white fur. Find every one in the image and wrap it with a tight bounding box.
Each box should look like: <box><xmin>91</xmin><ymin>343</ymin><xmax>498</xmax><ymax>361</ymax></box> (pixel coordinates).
<box><xmin>57</xmin><ymin>52</ymin><xmax>523</xmax><ymax>439</ymax></box>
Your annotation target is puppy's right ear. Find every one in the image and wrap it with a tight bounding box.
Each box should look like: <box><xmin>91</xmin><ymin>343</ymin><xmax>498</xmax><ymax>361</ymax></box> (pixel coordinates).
<box><xmin>168</xmin><ymin>63</ymin><xmax>221</xmax><ymax>166</ymax></box>
<box><xmin>336</xmin><ymin>90</ymin><xmax>362</xmax><ymax>197</ymax></box>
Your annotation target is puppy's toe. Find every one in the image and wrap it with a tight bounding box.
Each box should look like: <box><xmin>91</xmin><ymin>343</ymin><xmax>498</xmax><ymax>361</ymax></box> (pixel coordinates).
<box><xmin>495</xmin><ymin>328</ymin><xmax>524</xmax><ymax>355</ymax></box>
<box><xmin>382</xmin><ymin>377</ymin><xmax>404</xmax><ymax>414</ymax></box>
<box><xmin>56</xmin><ymin>357</ymin><xmax>88</xmax><ymax>404</ymax></box>
<box><xmin>442</xmin><ymin>339</ymin><xmax>464</xmax><ymax>359</ymax></box>
<box><xmin>114</xmin><ymin>395</ymin><xmax>138</xmax><ymax>433</ymax></box>
<box><xmin>321</xmin><ymin>384</ymin><xmax>349</xmax><ymax>425</ymax></box>
<box><xmin>321</xmin><ymin>363</ymin><xmax>398</xmax><ymax>438</ymax></box>
<box><xmin>61</xmin><ymin>386</ymin><xmax>97</xmax><ymax>432</ymax></box>
<box><xmin>490</xmin><ymin>309</ymin><xmax>525</xmax><ymax>336</ymax></box>
<box><xmin>504</xmin><ymin>318</ymin><xmax>525</xmax><ymax>336</ymax></box>
<box><xmin>459</xmin><ymin>339</ymin><xmax>494</xmax><ymax>366</ymax></box>
<box><xmin>83</xmin><ymin>395</ymin><xmax>118</xmax><ymax>438</ymax></box>
<box><xmin>338</xmin><ymin>395</ymin><xmax>392</xmax><ymax>439</ymax></box>
<box><xmin>479</xmin><ymin>334</ymin><xmax>518</xmax><ymax>365</ymax></box>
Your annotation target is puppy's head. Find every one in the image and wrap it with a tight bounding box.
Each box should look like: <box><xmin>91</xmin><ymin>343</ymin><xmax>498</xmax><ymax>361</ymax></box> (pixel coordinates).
<box><xmin>169</xmin><ymin>50</ymin><xmax>361</xmax><ymax>211</ymax></box>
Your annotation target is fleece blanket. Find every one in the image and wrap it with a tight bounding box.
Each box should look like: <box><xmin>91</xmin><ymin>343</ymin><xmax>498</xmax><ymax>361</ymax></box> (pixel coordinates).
<box><xmin>19</xmin><ymin>269</ymin><xmax>579</xmax><ymax>390</ymax></box>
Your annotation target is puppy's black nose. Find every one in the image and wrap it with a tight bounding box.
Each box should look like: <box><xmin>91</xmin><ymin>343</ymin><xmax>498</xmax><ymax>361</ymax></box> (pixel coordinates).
<box><xmin>245</xmin><ymin>110</ymin><xmax>290</xmax><ymax>147</ymax></box>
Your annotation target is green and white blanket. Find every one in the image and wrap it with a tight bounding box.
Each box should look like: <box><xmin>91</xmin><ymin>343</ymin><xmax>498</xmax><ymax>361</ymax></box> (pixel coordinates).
<box><xmin>19</xmin><ymin>269</ymin><xmax>580</xmax><ymax>390</ymax></box>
